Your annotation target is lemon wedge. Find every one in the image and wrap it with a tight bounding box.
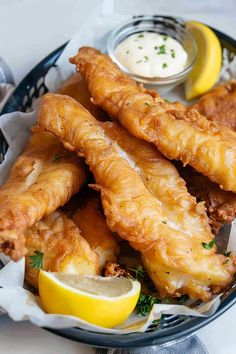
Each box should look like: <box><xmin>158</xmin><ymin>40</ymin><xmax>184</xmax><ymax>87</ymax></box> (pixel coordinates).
<box><xmin>185</xmin><ymin>21</ymin><xmax>222</xmax><ymax>100</ymax></box>
<box><xmin>38</xmin><ymin>271</ymin><xmax>141</xmax><ymax>328</ymax></box>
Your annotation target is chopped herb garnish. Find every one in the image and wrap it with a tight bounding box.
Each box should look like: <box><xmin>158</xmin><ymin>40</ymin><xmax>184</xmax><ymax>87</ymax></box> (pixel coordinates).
<box><xmin>163</xmin><ymin>35</ymin><xmax>168</xmax><ymax>41</ymax></box>
<box><xmin>145</xmin><ymin>102</ymin><xmax>149</xmax><ymax>106</ymax></box>
<box><xmin>29</xmin><ymin>250</ymin><xmax>44</xmax><ymax>269</ymax></box>
<box><xmin>138</xmin><ymin>33</ymin><xmax>144</xmax><ymax>38</ymax></box>
<box><xmin>137</xmin><ymin>293</ymin><xmax>160</xmax><ymax>316</ymax></box>
<box><xmin>224</xmin><ymin>251</ymin><xmax>231</xmax><ymax>257</ymax></box>
<box><xmin>126</xmin><ymin>50</ymin><xmax>130</xmax><ymax>54</ymax></box>
<box><xmin>162</xmin><ymin>220</ymin><xmax>167</xmax><ymax>224</ymax></box>
<box><xmin>144</xmin><ymin>55</ymin><xmax>149</xmax><ymax>62</ymax></box>
<box><xmin>201</xmin><ymin>240</ymin><xmax>215</xmax><ymax>250</ymax></box>
<box><xmin>53</xmin><ymin>154</ymin><xmax>61</xmax><ymax>163</ymax></box>
<box><xmin>138</xmin><ymin>46</ymin><xmax>143</xmax><ymax>49</ymax></box>
<box><xmin>136</xmin><ymin>60</ymin><xmax>142</xmax><ymax>64</ymax></box>
<box><xmin>224</xmin><ymin>258</ymin><xmax>230</xmax><ymax>265</ymax></box>
<box><xmin>162</xmin><ymin>62</ymin><xmax>168</xmax><ymax>69</ymax></box>
<box><xmin>152</xmin><ymin>318</ymin><xmax>161</xmax><ymax>325</ymax></box>
<box><xmin>164</xmin><ymin>98</ymin><xmax>171</xmax><ymax>103</ymax></box>
<box><xmin>128</xmin><ymin>265</ymin><xmax>146</xmax><ymax>279</ymax></box>
<box><xmin>157</xmin><ymin>45</ymin><xmax>166</xmax><ymax>54</ymax></box>
<box><xmin>178</xmin><ymin>294</ymin><xmax>189</xmax><ymax>304</ymax></box>
<box><xmin>171</xmin><ymin>49</ymin><xmax>176</xmax><ymax>58</ymax></box>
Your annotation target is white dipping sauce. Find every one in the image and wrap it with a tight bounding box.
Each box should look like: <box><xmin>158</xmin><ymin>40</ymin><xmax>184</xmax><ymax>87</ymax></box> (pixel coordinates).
<box><xmin>115</xmin><ymin>31</ymin><xmax>188</xmax><ymax>78</ymax></box>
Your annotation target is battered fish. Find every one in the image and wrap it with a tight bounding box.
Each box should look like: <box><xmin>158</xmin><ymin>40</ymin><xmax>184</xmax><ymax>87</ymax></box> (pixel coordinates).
<box><xmin>193</xmin><ymin>80</ymin><xmax>236</xmax><ymax>131</ymax></box>
<box><xmin>59</xmin><ymin>72</ymin><xmax>108</xmax><ymax>121</ymax></box>
<box><xmin>25</xmin><ymin>210</ymin><xmax>100</xmax><ymax>288</ymax></box>
<box><xmin>38</xmin><ymin>93</ymin><xmax>235</xmax><ymax>301</ymax></box>
<box><xmin>178</xmin><ymin>164</ymin><xmax>236</xmax><ymax>234</ymax></box>
<box><xmin>73</xmin><ymin>192</ymin><xmax>120</xmax><ymax>270</ymax></box>
<box><xmin>0</xmin><ymin>130</ymin><xmax>86</xmax><ymax>260</ymax></box>
<box><xmin>72</xmin><ymin>47</ymin><xmax>236</xmax><ymax>193</ymax></box>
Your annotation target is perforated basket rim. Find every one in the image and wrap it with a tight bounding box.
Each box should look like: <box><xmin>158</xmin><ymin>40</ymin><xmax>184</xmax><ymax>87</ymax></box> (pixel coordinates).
<box><xmin>0</xmin><ymin>23</ymin><xmax>236</xmax><ymax>348</ymax></box>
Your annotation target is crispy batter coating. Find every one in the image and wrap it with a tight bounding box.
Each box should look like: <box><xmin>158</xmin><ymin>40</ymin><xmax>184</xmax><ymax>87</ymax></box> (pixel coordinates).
<box><xmin>72</xmin><ymin>47</ymin><xmax>236</xmax><ymax>193</ymax></box>
<box><xmin>193</xmin><ymin>80</ymin><xmax>236</xmax><ymax>131</ymax></box>
<box><xmin>73</xmin><ymin>192</ymin><xmax>120</xmax><ymax>270</ymax></box>
<box><xmin>25</xmin><ymin>210</ymin><xmax>100</xmax><ymax>288</ymax></box>
<box><xmin>103</xmin><ymin>122</ymin><xmax>212</xmax><ymax>239</ymax></box>
<box><xmin>178</xmin><ymin>164</ymin><xmax>236</xmax><ymax>234</ymax></box>
<box><xmin>59</xmin><ymin>72</ymin><xmax>108</xmax><ymax>121</ymax></box>
<box><xmin>38</xmin><ymin>93</ymin><xmax>235</xmax><ymax>301</ymax></box>
<box><xmin>0</xmin><ymin>130</ymin><xmax>86</xmax><ymax>260</ymax></box>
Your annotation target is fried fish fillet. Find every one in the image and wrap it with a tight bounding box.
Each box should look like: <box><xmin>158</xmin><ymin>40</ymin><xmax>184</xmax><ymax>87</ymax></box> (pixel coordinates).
<box><xmin>25</xmin><ymin>210</ymin><xmax>100</xmax><ymax>288</ymax></box>
<box><xmin>73</xmin><ymin>192</ymin><xmax>120</xmax><ymax>270</ymax></box>
<box><xmin>193</xmin><ymin>80</ymin><xmax>236</xmax><ymax>131</ymax></box>
<box><xmin>59</xmin><ymin>72</ymin><xmax>108</xmax><ymax>121</ymax></box>
<box><xmin>38</xmin><ymin>93</ymin><xmax>235</xmax><ymax>301</ymax></box>
<box><xmin>71</xmin><ymin>47</ymin><xmax>236</xmax><ymax>193</ymax></box>
<box><xmin>103</xmin><ymin>121</ymin><xmax>212</xmax><ymax>239</ymax></box>
<box><xmin>178</xmin><ymin>164</ymin><xmax>236</xmax><ymax>234</ymax></box>
<box><xmin>0</xmin><ymin>130</ymin><xmax>86</xmax><ymax>260</ymax></box>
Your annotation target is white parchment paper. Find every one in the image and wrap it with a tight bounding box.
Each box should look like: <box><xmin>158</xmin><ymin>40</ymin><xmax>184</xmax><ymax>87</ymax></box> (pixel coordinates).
<box><xmin>0</xmin><ymin>0</ymin><xmax>235</xmax><ymax>334</ymax></box>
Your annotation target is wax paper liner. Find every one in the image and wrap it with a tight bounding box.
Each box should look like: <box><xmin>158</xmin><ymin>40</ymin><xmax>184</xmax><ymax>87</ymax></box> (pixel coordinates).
<box><xmin>0</xmin><ymin>0</ymin><xmax>236</xmax><ymax>334</ymax></box>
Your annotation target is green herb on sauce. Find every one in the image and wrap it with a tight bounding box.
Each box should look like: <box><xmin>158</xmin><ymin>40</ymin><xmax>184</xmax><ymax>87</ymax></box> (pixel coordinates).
<box><xmin>157</xmin><ymin>45</ymin><xmax>166</xmax><ymax>54</ymax></box>
<box><xmin>162</xmin><ymin>62</ymin><xmax>168</xmax><ymax>69</ymax></box>
<box><xmin>171</xmin><ymin>49</ymin><xmax>176</xmax><ymax>58</ymax></box>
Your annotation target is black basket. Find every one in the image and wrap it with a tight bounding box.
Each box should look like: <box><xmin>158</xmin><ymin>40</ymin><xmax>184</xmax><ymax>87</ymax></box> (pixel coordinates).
<box><xmin>1</xmin><ymin>26</ymin><xmax>236</xmax><ymax>348</ymax></box>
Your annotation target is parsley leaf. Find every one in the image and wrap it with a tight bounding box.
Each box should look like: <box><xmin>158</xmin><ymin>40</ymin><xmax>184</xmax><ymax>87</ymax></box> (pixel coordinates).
<box><xmin>137</xmin><ymin>293</ymin><xmax>160</xmax><ymax>316</ymax></box>
<box><xmin>163</xmin><ymin>35</ymin><xmax>168</xmax><ymax>41</ymax></box>
<box><xmin>162</xmin><ymin>62</ymin><xmax>168</xmax><ymax>69</ymax></box>
<box><xmin>29</xmin><ymin>250</ymin><xmax>44</xmax><ymax>269</ymax></box>
<box><xmin>128</xmin><ymin>265</ymin><xmax>146</xmax><ymax>279</ymax></box>
<box><xmin>53</xmin><ymin>154</ymin><xmax>61</xmax><ymax>163</ymax></box>
<box><xmin>138</xmin><ymin>46</ymin><xmax>143</xmax><ymax>49</ymax></box>
<box><xmin>201</xmin><ymin>240</ymin><xmax>215</xmax><ymax>250</ymax></box>
<box><xmin>126</xmin><ymin>50</ymin><xmax>130</xmax><ymax>54</ymax></box>
<box><xmin>138</xmin><ymin>34</ymin><xmax>144</xmax><ymax>38</ymax></box>
<box><xmin>144</xmin><ymin>55</ymin><xmax>149</xmax><ymax>62</ymax></box>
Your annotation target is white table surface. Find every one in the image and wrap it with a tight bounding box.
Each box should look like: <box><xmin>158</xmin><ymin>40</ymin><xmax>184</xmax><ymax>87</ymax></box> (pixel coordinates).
<box><xmin>0</xmin><ymin>0</ymin><xmax>236</xmax><ymax>353</ymax></box>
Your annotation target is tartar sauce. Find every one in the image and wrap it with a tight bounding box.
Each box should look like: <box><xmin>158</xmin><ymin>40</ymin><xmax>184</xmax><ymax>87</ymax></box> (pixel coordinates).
<box><xmin>115</xmin><ymin>31</ymin><xmax>188</xmax><ymax>78</ymax></box>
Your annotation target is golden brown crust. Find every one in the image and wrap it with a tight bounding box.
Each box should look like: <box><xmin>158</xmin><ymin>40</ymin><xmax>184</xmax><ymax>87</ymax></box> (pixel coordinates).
<box><xmin>59</xmin><ymin>72</ymin><xmax>108</xmax><ymax>122</ymax></box>
<box><xmin>193</xmin><ymin>80</ymin><xmax>236</xmax><ymax>131</ymax></box>
<box><xmin>0</xmin><ymin>131</ymin><xmax>86</xmax><ymax>260</ymax></box>
<box><xmin>72</xmin><ymin>47</ymin><xmax>236</xmax><ymax>193</ymax></box>
<box><xmin>38</xmin><ymin>93</ymin><xmax>236</xmax><ymax>301</ymax></box>
<box><xmin>25</xmin><ymin>210</ymin><xmax>100</xmax><ymax>288</ymax></box>
<box><xmin>73</xmin><ymin>192</ymin><xmax>120</xmax><ymax>270</ymax></box>
<box><xmin>178</xmin><ymin>164</ymin><xmax>236</xmax><ymax>234</ymax></box>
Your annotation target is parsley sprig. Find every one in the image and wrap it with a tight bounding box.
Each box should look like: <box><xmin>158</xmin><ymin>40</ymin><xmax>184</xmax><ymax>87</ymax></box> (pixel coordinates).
<box><xmin>29</xmin><ymin>250</ymin><xmax>44</xmax><ymax>269</ymax></box>
<box><xmin>201</xmin><ymin>240</ymin><xmax>215</xmax><ymax>250</ymax></box>
<box><xmin>128</xmin><ymin>265</ymin><xmax>146</xmax><ymax>279</ymax></box>
<box><xmin>137</xmin><ymin>293</ymin><xmax>160</xmax><ymax>316</ymax></box>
